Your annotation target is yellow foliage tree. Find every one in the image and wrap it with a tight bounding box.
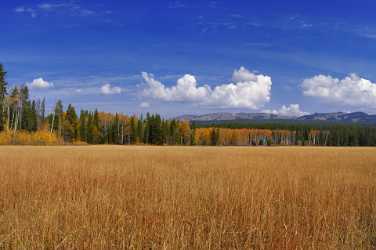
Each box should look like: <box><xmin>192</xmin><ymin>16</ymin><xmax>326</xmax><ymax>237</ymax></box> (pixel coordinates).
<box><xmin>0</xmin><ymin>130</ymin><xmax>59</xmax><ymax>145</ymax></box>
<box><xmin>179</xmin><ymin>120</ymin><xmax>191</xmax><ymax>145</ymax></box>
<box><xmin>194</xmin><ymin>128</ymin><xmax>213</xmax><ymax>145</ymax></box>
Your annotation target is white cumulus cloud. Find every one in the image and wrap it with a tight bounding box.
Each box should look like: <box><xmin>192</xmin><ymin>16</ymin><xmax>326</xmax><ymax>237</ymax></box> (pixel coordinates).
<box><xmin>28</xmin><ymin>78</ymin><xmax>53</xmax><ymax>89</ymax></box>
<box><xmin>264</xmin><ymin>104</ymin><xmax>308</xmax><ymax>117</ymax></box>
<box><xmin>140</xmin><ymin>102</ymin><xmax>150</xmax><ymax>108</ymax></box>
<box><xmin>142</xmin><ymin>67</ymin><xmax>272</xmax><ymax>109</ymax></box>
<box><xmin>100</xmin><ymin>83</ymin><xmax>122</xmax><ymax>95</ymax></box>
<box><xmin>302</xmin><ymin>74</ymin><xmax>376</xmax><ymax>107</ymax></box>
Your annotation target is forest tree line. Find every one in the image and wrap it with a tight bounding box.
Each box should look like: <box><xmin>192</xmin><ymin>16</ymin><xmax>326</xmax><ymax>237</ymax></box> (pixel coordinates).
<box><xmin>193</xmin><ymin>120</ymin><xmax>376</xmax><ymax>146</ymax></box>
<box><xmin>1</xmin><ymin>64</ymin><xmax>376</xmax><ymax>146</ymax></box>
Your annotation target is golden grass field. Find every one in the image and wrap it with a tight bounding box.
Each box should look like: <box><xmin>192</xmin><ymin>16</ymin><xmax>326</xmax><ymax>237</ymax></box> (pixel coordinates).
<box><xmin>0</xmin><ymin>146</ymin><xmax>375</xmax><ymax>249</ymax></box>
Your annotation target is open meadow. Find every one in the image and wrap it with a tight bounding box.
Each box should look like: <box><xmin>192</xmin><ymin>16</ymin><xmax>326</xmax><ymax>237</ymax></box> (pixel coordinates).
<box><xmin>0</xmin><ymin>146</ymin><xmax>375</xmax><ymax>249</ymax></box>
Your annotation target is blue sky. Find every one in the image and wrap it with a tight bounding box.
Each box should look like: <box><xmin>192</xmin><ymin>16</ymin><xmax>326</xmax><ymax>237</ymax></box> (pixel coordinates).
<box><xmin>1</xmin><ymin>0</ymin><xmax>376</xmax><ymax>116</ymax></box>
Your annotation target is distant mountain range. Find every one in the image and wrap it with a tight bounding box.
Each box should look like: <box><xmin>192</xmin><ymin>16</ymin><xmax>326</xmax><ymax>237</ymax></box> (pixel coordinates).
<box><xmin>177</xmin><ymin>113</ymin><xmax>281</xmax><ymax>121</ymax></box>
<box><xmin>177</xmin><ymin>112</ymin><xmax>376</xmax><ymax>124</ymax></box>
<box><xmin>298</xmin><ymin>112</ymin><xmax>376</xmax><ymax>123</ymax></box>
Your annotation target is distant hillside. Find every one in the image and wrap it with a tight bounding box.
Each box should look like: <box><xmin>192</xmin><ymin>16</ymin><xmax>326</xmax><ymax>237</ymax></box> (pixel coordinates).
<box><xmin>177</xmin><ymin>112</ymin><xmax>288</xmax><ymax>122</ymax></box>
<box><xmin>298</xmin><ymin>112</ymin><xmax>376</xmax><ymax>124</ymax></box>
<box><xmin>177</xmin><ymin>112</ymin><xmax>376</xmax><ymax>124</ymax></box>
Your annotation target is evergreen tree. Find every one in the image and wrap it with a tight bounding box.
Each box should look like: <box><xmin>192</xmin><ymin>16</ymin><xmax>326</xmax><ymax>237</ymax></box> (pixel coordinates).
<box><xmin>130</xmin><ymin>116</ymin><xmax>137</xmax><ymax>144</ymax></box>
<box><xmin>0</xmin><ymin>64</ymin><xmax>7</xmax><ymax>131</ymax></box>
<box><xmin>20</xmin><ymin>86</ymin><xmax>31</xmax><ymax>131</ymax></box>
<box><xmin>88</xmin><ymin>111</ymin><xmax>100</xmax><ymax>144</ymax></box>
<box><xmin>29</xmin><ymin>100</ymin><xmax>38</xmax><ymax>131</ymax></box>
<box><xmin>144</xmin><ymin>113</ymin><xmax>150</xmax><ymax>144</ymax></box>
<box><xmin>79</xmin><ymin>110</ymin><xmax>88</xmax><ymax>142</ymax></box>
<box><xmin>52</xmin><ymin>100</ymin><xmax>64</xmax><ymax>137</ymax></box>
<box><xmin>63</xmin><ymin>119</ymin><xmax>74</xmax><ymax>143</ymax></box>
<box><xmin>87</xmin><ymin>112</ymin><xmax>94</xmax><ymax>143</ymax></box>
<box><xmin>9</xmin><ymin>87</ymin><xmax>20</xmax><ymax>132</ymax></box>
<box><xmin>41</xmin><ymin>98</ymin><xmax>46</xmax><ymax>120</ymax></box>
<box><xmin>137</xmin><ymin>117</ymin><xmax>144</xmax><ymax>144</ymax></box>
<box><xmin>65</xmin><ymin>104</ymin><xmax>79</xmax><ymax>141</ymax></box>
<box><xmin>149</xmin><ymin>114</ymin><xmax>163</xmax><ymax>145</ymax></box>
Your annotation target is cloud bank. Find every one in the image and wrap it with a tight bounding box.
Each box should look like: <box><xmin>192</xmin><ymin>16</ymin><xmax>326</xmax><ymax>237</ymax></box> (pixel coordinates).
<box><xmin>264</xmin><ymin>104</ymin><xmax>308</xmax><ymax>117</ymax></box>
<box><xmin>142</xmin><ymin>67</ymin><xmax>272</xmax><ymax>109</ymax></box>
<box><xmin>15</xmin><ymin>2</ymin><xmax>97</xmax><ymax>18</ymax></box>
<box><xmin>302</xmin><ymin>74</ymin><xmax>376</xmax><ymax>107</ymax></box>
<box><xmin>15</xmin><ymin>6</ymin><xmax>37</xmax><ymax>18</ymax></box>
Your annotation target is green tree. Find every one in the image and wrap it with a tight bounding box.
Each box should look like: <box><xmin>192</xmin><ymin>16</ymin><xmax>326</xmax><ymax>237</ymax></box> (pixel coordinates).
<box><xmin>9</xmin><ymin>87</ymin><xmax>20</xmax><ymax>132</ymax></box>
<box><xmin>52</xmin><ymin>100</ymin><xmax>64</xmax><ymax>137</ymax></box>
<box><xmin>79</xmin><ymin>110</ymin><xmax>88</xmax><ymax>142</ymax></box>
<box><xmin>29</xmin><ymin>100</ymin><xmax>38</xmax><ymax>131</ymax></box>
<box><xmin>87</xmin><ymin>111</ymin><xmax>100</xmax><ymax>144</ymax></box>
<box><xmin>65</xmin><ymin>104</ymin><xmax>79</xmax><ymax>141</ymax></box>
<box><xmin>137</xmin><ymin>115</ymin><xmax>144</xmax><ymax>143</ymax></box>
<box><xmin>149</xmin><ymin>114</ymin><xmax>163</xmax><ymax>145</ymax></box>
<box><xmin>0</xmin><ymin>64</ymin><xmax>7</xmax><ymax>131</ymax></box>
<box><xmin>63</xmin><ymin>119</ymin><xmax>74</xmax><ymax>143</ymax></box>
<box><xmin>130</xmin><ymin>116</ymin><xmax>138</xmax><ymax>144</ymax></box>
<box><xmin>20</xmin><ymin>86</ymin><xmax>32</xmax><ymax>131</ymax></box>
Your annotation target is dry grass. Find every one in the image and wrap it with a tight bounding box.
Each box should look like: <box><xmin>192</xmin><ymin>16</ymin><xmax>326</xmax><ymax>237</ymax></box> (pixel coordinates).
<box><xmin>0</xmin><ymin>146</ymin><xmax>375</xmax><ymax>249</ymax></box>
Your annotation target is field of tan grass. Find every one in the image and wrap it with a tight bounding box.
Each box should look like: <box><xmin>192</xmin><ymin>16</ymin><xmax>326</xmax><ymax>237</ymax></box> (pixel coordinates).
<box><xmin>0</xmin><ymin>146</ymin><xmax>375</xmax><ymax>249</ymax></box>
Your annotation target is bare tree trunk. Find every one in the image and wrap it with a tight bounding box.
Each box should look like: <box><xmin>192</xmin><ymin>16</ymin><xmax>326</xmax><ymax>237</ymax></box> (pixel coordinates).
<box><xmin>58</xmin><ymin>115</ymin><xmax>62</xmax><ymax>138</ymax></box>
<box><xmin>3</xmin><ymin>97</ymin><xmax>10</xmax><ymax>131</ymax></box>
<box><xmin>18</xmin><ymin>90</ymin><xmax>23</xmax><ymax>131</ymax></box>
<box><xmin>121</xmin><ymin>124</ymin><xmax>124</xmax><ymax>145</ymax></box>
<box><xmin>50</xmin><ymin>112</ymin><xmax>55</xmax><ymax>133</ymax></box>
<box><xmin>13</xmin><ymin>104</ymin><xmax>20</xmax><ymax>136</ymax></box>
<box><xmin>6</xmin><ymin>105</ymin><xmax>10</xmax><ymax>131</ymax></box>
<box><xmin>1</xmin><ymin>98</ymin><xmax>5</xmax><ymax>130</ymax></box>
<box><xmin>117</xmin><ymin>120</ymin><xmax>120</xmax><ymax>144</ymax></box>
<box><xmin>11</xmin><ymin>108</ymin><xmax>16</xmax><ymax>130</ymax></box>
<box><xmin>324</xmin><ymin>132</ymin><xmax>329</xmax><ymax>146</ymax></box>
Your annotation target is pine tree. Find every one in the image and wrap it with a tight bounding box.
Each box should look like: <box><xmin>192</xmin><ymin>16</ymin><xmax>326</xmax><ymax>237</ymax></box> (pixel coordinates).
<box><xmin>65</xmin><ymin>104</ymin><xmax>78</xmax><ymax>141</ymax></box>
<box><xmin>52</xmin><ymin>100</ymin><xmax>64</xmax><ymax>137</ymax></box>
<box><xmin>41</xmin><ymin>98</ymin><xmax>46</xmax><ymax>121</ymax></box>
<box><xmin>20</xmin><ymin>86</ymin><xmax>31</xmax><ymax>131</ymax></box>
<box><xmin>79</xmin><ymin>110</ymin><xmax>88</xmax><ymax>142</ymax></box>
<box><xmin>86</xmin><ymin>112</ymin><xmax>93</xmax><ymax>143</ymax></box>
<box><xmin>92</xmin><ymin>110</ymin><xmax>100</xmax><ymax>143</ymax></box>
<box><xmin>130</xmin><ymin>116</ymin><xmax>137</xmax><ymax>144</ymax></box>
<box><xmin>10</xmin><ymin>87</ymin><xmax>20</xmax><ymax>132</ymax></box>
<box><xmin>144</xmin><ymin>113</ymin><xmax>150</xmax><ymax>144</ymax></box>
<box><xmin>149</xmin><ymin>114</ymin><xmax>163</xmax><ymax>145</ymax></box>
<box><xmin>63</xmin><ymin>119</ymin><xmax>74</xmax><ymax>143</ymax></box>
<box><xmin>29</xmin><ymin>100</ymin><xmax>38</xmax><ymax>131</ymax></box>
<box><xmin>0</xmin><ymin>64</ymin><xmax>7</xmax><ymax>131</ymax></box>
<box><xmin>137</xmin><ymin>117</ymin><xmax>144</xmax><ymax>144</ymax></box>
